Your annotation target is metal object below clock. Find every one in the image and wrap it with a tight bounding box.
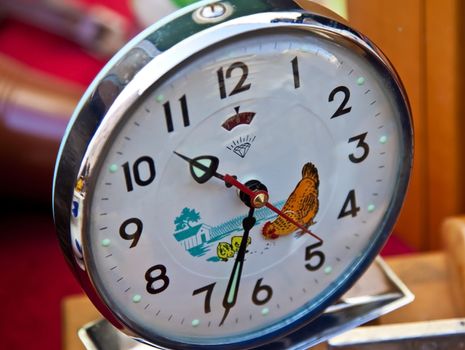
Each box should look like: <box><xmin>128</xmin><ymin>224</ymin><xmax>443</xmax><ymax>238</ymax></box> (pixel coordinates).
<box><xmin>328</xmin><ymin>318</ymin><xmax>465</xmax><ymax>350</ymax></box>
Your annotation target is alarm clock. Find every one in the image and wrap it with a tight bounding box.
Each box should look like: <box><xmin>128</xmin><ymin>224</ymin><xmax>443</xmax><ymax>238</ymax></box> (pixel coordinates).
<box><xmin>53</xmin><ymin>1</ymin><xmax>413</xmax><ymax>349</ymax></box>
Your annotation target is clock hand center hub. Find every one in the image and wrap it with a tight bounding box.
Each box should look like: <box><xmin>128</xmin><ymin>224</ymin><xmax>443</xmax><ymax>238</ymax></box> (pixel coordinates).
<box><xmin>238</xmin><ymin>179</ymin><xmax>269</xmax><ymax>209</ymax></box>
<box><xmin>252</xmin><ymin>191</ymin><xmax>269</xmax><ymax>208</ymax></box>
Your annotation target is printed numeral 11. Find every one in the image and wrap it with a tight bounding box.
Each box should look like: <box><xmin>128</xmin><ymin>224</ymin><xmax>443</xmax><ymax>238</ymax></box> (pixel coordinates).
<box><xmin>163</xmin><ymin>95</ymin><xmax>190</xmax><ymax>133</ymax></box>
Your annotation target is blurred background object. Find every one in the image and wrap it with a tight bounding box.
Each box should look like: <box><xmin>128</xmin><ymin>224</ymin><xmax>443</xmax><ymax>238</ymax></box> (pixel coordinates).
<box><xmin>0</xmin><ymin>0</ymin><xmax>137</xmax><ymax>206</ymax></box>
<box><xmin>0</xmin><ymin>0</ymin><xmax>133</xmax><ymax>57</ymax></box>
<box><xmin>131</xmin><ymin>0</ymin><xmax>196</xmax><ymax>28</ymax></box>
<box><xmin>311</xmin><ymin>0</ymin><xmax>347</xmax><ymax>18</ymax></box>
<box><xmin>0</xmin><ymin>1</ymin><xmax>137</xmax><ymax>347</ymax></box>
<box><xmin>0</xmin><ymin>54</ymin><xmax>82</xmax><ymax>201</ymax></box>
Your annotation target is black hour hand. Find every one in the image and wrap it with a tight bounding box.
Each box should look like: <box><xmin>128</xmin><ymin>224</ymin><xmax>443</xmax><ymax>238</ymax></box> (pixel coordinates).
<box><xmin>173</xmin><ymin>151</ymin><xmax>219</xmax><ymax>184</ymax></box>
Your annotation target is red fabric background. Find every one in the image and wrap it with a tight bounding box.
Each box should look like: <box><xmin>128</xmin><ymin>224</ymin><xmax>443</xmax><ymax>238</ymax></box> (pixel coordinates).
<box><xmin>0</xmin><ymin>2</ymin><xmax>415</xmax><ymax>349</ymax></box>
<box><xmin>0</xmin><ymin>2</ymin><xmax>132</xmax><ymax>349</ymax></box>
<box><xmin>0</xmin><ymin>0</ymin><xmax>134</xmax><ymax>86</ymax></box>
<box><xmin>0</xmin><ymin>211</ymin><xmax>81</xmax><ymax>350</ymax></box>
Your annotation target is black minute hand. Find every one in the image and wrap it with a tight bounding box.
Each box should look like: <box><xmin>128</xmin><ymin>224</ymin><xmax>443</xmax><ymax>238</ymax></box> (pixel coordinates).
<box><xmin>219</xmin><ymin>207</ymin><xmax>256</xmax><ymax>326</ymax></box>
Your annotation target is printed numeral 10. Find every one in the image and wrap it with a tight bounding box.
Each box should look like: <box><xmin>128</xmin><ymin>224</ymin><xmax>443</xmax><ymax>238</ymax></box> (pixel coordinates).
<box><xmin>122</xmin><ymin>156</ymin><xmax>156</xmax><ymax>192</ymax></box>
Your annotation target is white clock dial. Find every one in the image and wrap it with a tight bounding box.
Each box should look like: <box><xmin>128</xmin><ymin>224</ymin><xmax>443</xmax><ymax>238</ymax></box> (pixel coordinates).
<box><xmin>82</xmin><ymin>28</ymin><xmax>408</xmax><ymax>347</ymax></box>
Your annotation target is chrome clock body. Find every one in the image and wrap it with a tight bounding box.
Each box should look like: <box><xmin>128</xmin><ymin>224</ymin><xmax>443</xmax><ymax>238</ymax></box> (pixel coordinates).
<box><xmin>53</xmin><ymin>1</ymin><xmax>413</xmax><ymax>349</ymax></box>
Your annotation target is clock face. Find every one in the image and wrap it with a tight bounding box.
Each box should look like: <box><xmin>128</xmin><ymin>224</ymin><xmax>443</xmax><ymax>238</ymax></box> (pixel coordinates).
<box><xmin>80</xmin><ymin>28</ymin><xmax>411</xmax><ymax>348</ymax></box>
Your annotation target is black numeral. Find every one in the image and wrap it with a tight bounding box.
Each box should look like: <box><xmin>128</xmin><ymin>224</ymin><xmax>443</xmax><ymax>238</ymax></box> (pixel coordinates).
<box><xmin>119</xmin><ymin>217</ymin><xmax>143</xmax><ymax>248</ymax></box>
<box><xmin>122</xmin><ymin>156</ymin><xmax>156</xmax><ymax>192</ymax></box>
<box><xmin>163</xmin><ymin>95</ymin><xmax>190</xmax><ymax>133</ymax></box>
<box><xmin>338</xmin><ymin>190</ymin><xmax>360</xmax><ymax>219</ymax></box>
<box><xmin>291</xmin><ymin>56</ymin><xmax>300</xmax><ymax>89</ymax></box>
<box><xmin>217</xmin><ymin>62</ymin><xmax>251</xmax><ymax>99</ymax></box>
<box><xmin>305</xmin><ymin>241</ymin><xmax>325</xmax><ymax>271</ymax></box>
<box><xmin>329</xmin><ymin>86</ymin><xmax>352</xmax><ymax>118</ymax></box>
<box><xmin>145</xmin><ymin>264</ymin><xmax>170</xmax><ymax>294</ymax></box>
<box><xmin>193</xmin><ymin>283</ymin><xmax>216</xmax><ymax>314</ymax></box>
<box><xmin>348</xmin><ymin>132</ymin><xmax>370</xmax><ymax>163</ymax></box>
<box><xmin>193</xmin><ymin>279</ymin><xmax>273</xmax><ymax>313</ymax></box>
<box><xmin>252</xmin><ymin>278</ymin><xmax>273</xmax><ymax>306</ymax></box>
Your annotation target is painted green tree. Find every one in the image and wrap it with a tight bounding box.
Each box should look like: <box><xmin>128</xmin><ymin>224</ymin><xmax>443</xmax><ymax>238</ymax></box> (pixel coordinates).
<box><xmin>174</xmin><ymin>207</ymin><xmax>201</xmax><ymax>231</ymax></box>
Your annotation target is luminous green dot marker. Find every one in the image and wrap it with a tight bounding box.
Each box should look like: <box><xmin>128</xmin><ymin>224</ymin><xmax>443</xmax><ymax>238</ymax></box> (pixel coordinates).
<box><xmin>132</xmin><ymin>294</ymin><xmax>142</xmax><ymax>303</ymax></box>
<box><xmin>357</xmin><ymin>77</ymin><xmax>365</xmax><ymax>85</ymax></box>
<box><xmin>261</xmin><ymin>307</ymin><xmax>270</xmax><ymax>316</ymax></box>
<box><xmin>155</xmin><ymin>94</ymin><xmax>164</xmax><ymax>103</ymax></box>
<box><xmin>101</xmin><ymin>239</ymin><xmax>111</xmax><ymax>247</ymax></box>
<box><xmin>191</xmin><ymin>319</ymin><xmax>200</xmax><ymax>327</ymax></box>
<box><xmin>324</xmin><ymin>266</ymin><xmax>333</xmax><ymax>275</ymax></box>
<box><xmin>379</xmin><ymin>135</ymin><xmax>388</xmax><ymax>144</ymax></box>
<box><xmin>109</xmin><ymin>164</ymin><xmax>118</xmax><ymax>173</ymax></box>
<box><xmin>368</xmin><ymin>204</ymin><xmax>376</xmax><ymax>213</ymax></box>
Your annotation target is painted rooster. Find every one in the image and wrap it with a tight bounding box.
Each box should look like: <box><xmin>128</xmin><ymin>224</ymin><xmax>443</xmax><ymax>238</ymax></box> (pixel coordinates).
<box><xmin>262</xmin><ymin>162</ymin><xmax>319</xmax><ymax>239</ymax></box>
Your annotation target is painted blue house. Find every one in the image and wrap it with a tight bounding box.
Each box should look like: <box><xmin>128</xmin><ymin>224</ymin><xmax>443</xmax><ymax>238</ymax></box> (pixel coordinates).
<box><xmin>174</xmin><ymin>224</ymin><xmax>212</xmax><ymax>250</ymax></box>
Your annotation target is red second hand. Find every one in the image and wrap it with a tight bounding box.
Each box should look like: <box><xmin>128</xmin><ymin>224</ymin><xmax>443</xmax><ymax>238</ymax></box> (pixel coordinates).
<box><xmin>223</xmin><ymin>174</ymin><xmax>323</xmax><ymax>243</ymax></box>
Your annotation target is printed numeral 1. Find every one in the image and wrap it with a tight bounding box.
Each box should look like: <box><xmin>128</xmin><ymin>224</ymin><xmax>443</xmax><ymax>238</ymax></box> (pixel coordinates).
<box><xmin>291</xmin><ymin>56</ymin><xmax>300</xmax><ymax>89</ymax></box>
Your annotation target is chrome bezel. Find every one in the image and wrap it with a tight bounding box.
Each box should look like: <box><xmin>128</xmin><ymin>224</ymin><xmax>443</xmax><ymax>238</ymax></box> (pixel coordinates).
<box><xmin>53</xmin><ymin>1</ymin><xmax>413</xmax><ymax>349</ymax></box>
